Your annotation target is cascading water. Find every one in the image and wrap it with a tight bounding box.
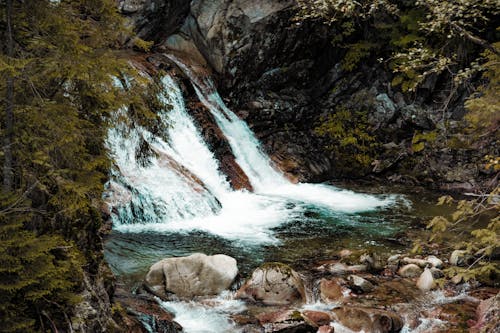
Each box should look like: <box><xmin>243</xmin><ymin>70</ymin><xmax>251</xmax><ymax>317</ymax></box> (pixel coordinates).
<box><xmin>103</xmin><ymin>61</ymin><xmax>433</xmax><ymax>333</ymax></box>
<box><xmin>106</xmin><ymin>66</ymin><xmax>397</xmax><ymax>244</ymax></box>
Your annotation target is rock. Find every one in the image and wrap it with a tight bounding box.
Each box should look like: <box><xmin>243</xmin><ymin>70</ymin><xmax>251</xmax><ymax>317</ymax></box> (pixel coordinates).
<box><xmin>318</xmin><ymin>325</ymin><xmax>334</xmax><ymax>333</ymax></box>
<box><xmin>360</xmin><ymin>253</ymin><xmax>384</xmax><ymax>271</ymax></box>
<box><xmin>301</xmin><ymin>310</ymin><xmax>331</xmax><ymax>327</ymax></box>
<box><xmin>416</xmin><ymin>268</ymin><xmax>435</xmax><ymax>292</ymax></box>
<box><xmin>450</xmin><ymin>250</ymin><xmax>469</xmax><ymax>266</ymax></box>
<box><xmin>469</xmin><ymin>292</ymin><xmax>499</xmax><ymax>333</ymax></box>
<box><xmin>425</xmin><ymin>255</ymin><xmax>443</xmax><ymax>268</ymax></box>
<box><xmin>401</xmin><ymin>257</ymin><xmax>428</xmax><ymax>268</ymax></box>
<box><xmin>144</xmin><ymin>253</ymin><xmax>238</xmax><ymax>298</ymax></box>
<box><xmin>430</xmin><ymin>267</ymin><xmax>444</xmax><ymax>279</ymax></box>
<box><xmin>320</xmin><ymin>278</ymin><xmax>350</xmax><ymax>302</ymax></box>
<box><xmin>398</xmin><ymin>264</ymin><xmax>423</xmax><ymax>278</ymax></box>
<box><xmin>332</xmin><ymin>307</ymin><xmax>403</xmax><ymax>333</ymax></box>
<box><xmin>347</xmin><ymin>275</ymin><xmax>374</xmax><ymax>293</ymax></box>
<box><xmin>256</xmin><ymin>309</ymin><xmax>316</xmax><ymax>333</ymax></box>
<box><xmin>387</xmin><ymin>254</ymin><xmax>401</xmax><ymax>265</ymax></box>
<box><xmin>339</xmin><ymin>249</ymin><xmax>352</xmax><ymax>258</ymax></box>
<box><xmin>451</xmin><ymin>274</ymin><xmax>463</xmax><ymax>285</ymax></box>
<box><xmin>236</xmin><ymin>263</ymin><xmax>306</xmax><ymax>305</ymax></box>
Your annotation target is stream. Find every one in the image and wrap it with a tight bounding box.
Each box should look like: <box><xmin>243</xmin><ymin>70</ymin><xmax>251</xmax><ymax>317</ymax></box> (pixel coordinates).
<box><xmin>103</xmin><ymin>60</ymin><xmax>463</xmax><ymax>332</ymax></box>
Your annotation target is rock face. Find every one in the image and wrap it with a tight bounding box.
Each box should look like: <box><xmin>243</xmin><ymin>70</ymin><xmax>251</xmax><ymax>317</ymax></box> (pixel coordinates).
<box><xmin>145</xmin><ymin>253</ymin><xmax>238</xmax><ymax>298</ymax></box>
<box><xmin>236</xmin><ymin>263</ymin><xmax>306</xmax><ymax>305</ymax></box>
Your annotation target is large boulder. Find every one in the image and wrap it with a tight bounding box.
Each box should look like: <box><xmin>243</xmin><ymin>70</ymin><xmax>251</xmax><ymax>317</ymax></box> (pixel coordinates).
<box><xmin>236</xmin><ymin>263</ymin><xmax>306</xmax><ymax>305</ymax></box>
<box><xmin>145</xmin><ymin>253</ymin><xmax>238</xmax><ymax>298</ymax></box>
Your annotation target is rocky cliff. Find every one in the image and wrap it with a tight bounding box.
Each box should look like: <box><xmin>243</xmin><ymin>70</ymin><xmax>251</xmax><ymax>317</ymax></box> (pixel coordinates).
<box><xmin>118</xmin><ymin>0</ymin><xmax>498</xmax><ymax>192</ymax></box>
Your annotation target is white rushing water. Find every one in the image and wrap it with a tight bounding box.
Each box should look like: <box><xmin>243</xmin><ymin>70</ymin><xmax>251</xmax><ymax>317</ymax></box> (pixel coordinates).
<box><xmin>106</xmin><ymin>64</ymin><xmax>397</xmax><ymax>245</ymax></box>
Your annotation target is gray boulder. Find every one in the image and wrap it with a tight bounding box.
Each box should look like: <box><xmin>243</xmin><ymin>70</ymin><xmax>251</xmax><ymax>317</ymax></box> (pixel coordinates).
<box><xmin>236</xmin><ymin>263</ymin><xmax>306</xmax><ymax>305</ymax></box>
<box><xmin>145</xmin><ymin>253</ymin><xmax>238</xmax><ymax>298</ymax></box>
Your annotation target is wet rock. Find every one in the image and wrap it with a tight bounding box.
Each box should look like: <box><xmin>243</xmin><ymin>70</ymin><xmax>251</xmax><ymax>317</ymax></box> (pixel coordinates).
<box><xmin>332</xmin><ymin>307</ymin><xmax>403</xmax><ymax>333</ymax></box>
<box><xmin>111</xmin><ymin>287</ymin><xmax>182</xmax><ymax>333</ymax></box>
<box><xmin>469</xmin><ymin>292</ymin><xmax>499</xmax><ymax>333</ymax></box>
<box><xmin>339</xmin><ymin>249</ymin><xmax>353</xmax><ymax>258</ymax></box>
<box><xmin>301</xmin><ymin>310</ymin><xmax>332</xmax><ymax>327</ymax></box>
<box><xmin>430</xmin><ymin>267</ymin><xmax>444</xmax><ymax>279</ymax></box>
<box><xmin>347</xmin><ymin>275</ymin><xmax>374</xmax><ymax>293</ymax></box>
<box><xmin>398</xmin><ymin>264</ymin><xmax>422</xmax><ymax>278</ymax></box>
<box><xmin>236</xmin><ymin>263</ymin><xmax>306</xmax><ymax>305</ymax></box>
<box><xmin>320</xmin><ymin>278</ymin><xmax>350</xmax><ymax>302</ymax></box>
<box><xmin>416</xmin><ymin>268</ymin><xmax>435</xmax><ymax>292</ymax></box>
<box><xmin>360</xmin><ymin>253</ymin><xmax>384</xmax><ymax>271</ymax></box>
<box><xmin>145</xmin><ymin>253</ymin><xmax>238</xmax><ymax>298</ymax></box>
<box><xmin>317</xmin><ymin>325</ymin><xmax>334</xmax><ymax>333</ymax></box>
<box><xmin>425</xmin><ymin>255</ymin><xmax>443</xmax><ymax>269</ymax></box>
<box><xmin>401</xmin><ymin>257</ymin><xmax>428</xmax><ymax>268</ymax></box>
<box><xmin>257</xmin><ymin>309</ymin><xmax>316</xmax><ymax>333</ymax></box>
<box><xmin>450</xmin><ymin>250</ymin><xmax>469</xmax><ymax>266</ymax></box>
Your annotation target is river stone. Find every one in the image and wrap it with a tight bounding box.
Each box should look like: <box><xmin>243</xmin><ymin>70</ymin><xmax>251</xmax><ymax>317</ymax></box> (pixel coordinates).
<box><xmin>301</xmin><ymin>310</ymin><xmax>332</xmax><ymax>327</ymax></box>
<box><xmin>425</xmin><ymin>255</ymin><xmax>443</xmax><ymax>268</ymax></box>
<box><xmin>402</xmin><ymin>257</ymin><xmax>428</xmax><ymax>268</ymax></box>
<box><xmin>398</xmin><ymin>264</ymin><xmax>422</xmax><ymax>278</ymax></box>
<box><xmin>347</xmin><ymin>275</ymin><xmax>375</xmax><ymax>293</ymax></box>
<box><xmin>144</xmin><ymin>253</ymin><xmax>238</xmax><ymax>298</ymax></box>
<box><xmin>236</xmin><ymin>263</ymin><xmax>306</xmax><ymax>305</ymax></box>
<box><xmin>332</xmin><ymin>307</ymin><xmax>403</xmax><ymax>333</ymax></box>
<box><xmin>450</xmin><ymin>250</ymin><xmax>468</xmax><ymax>266</ymax></box>
<box><xmin>320</xmin><ymin>278</ymin><xmax>350</xmax><ymax>302</ymax></box>
<box><xmin>416</xmin><ymin>268</ymin><xmax>435</xmax><ymax>292</ymax></box>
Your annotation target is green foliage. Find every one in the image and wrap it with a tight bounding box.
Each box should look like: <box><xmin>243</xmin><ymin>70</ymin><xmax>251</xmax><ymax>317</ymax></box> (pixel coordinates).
<box><xmin>0</xmin><ymin>0</ymin><xmax>157</xmax><ymax>330</ymax></box>
<box><xmin>342</xmin><ymin>41</ymin><xmax>378</xmax><ymax>71</ymax></box>
<box><xmin>423</xmin><ymin>186</ymin><xmax>499</xmax><ymax>285</ymax></box>
<box><xmin>464</xmin><ymin>42</ymin><xmax>500</xmax><ymax>136</ymax></box>
<box><xmin>315</xmin><ymin>106</ymin><xmax>378</xmax><ymax>173</ymax></box>
<box><xmin>411</xmin><ymin>130</ymin><xmax>438</xmax><ymax>152</ymax></box>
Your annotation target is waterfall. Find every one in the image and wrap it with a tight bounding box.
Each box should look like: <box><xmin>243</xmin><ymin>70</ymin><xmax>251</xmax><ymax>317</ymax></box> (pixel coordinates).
<box><xmin>168</xmin><ymin>55</ymin><xmax>395</xmax><ymax>212</ymax></box>
<box><xmin>105</xmin><ymin>64</ymin><xmax>396</xmax><ymax>244</ymax></box>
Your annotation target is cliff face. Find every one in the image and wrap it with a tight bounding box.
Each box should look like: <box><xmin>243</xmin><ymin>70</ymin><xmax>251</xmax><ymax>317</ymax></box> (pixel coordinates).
<box><xmin>118</xmin><ymin>0</ymin><xmax>495</xmax><ymax>191</ymax></box>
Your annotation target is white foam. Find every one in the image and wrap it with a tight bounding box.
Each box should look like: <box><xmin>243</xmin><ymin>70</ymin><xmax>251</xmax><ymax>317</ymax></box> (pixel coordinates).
<box><xmin>159</xmin><ymin>292</ymin><xmax>246</xmax><ymax>333</ymax></box>
<box><xmin>107</xmin><ymin>69</ymin><xmax>399</xmax><ymax>245</ymax></box>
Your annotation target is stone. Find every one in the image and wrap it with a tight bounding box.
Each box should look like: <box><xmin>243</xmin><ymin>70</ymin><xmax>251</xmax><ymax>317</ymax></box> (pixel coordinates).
<box><xmin>402</xmin><ymin>257</ymin><xmax>429</xmax><ymax>268</ymax></box>
<box><xmin>398</xmin><ymin>264</ymin><xmax>423</xmax><ymax>278</ymax></box>
<box><xmin>469</xmin><ymin>292</ymin><xmax>499</xmax><ymax>333</ymax></box>
<box><xmin>430</xmin><ymin>267</ymin><xmax>444</xmax><ymax>279</ymax></box>
<box><xmin>332</xmin><ymin>307</ymin><xmax>403</xmax><ymax>333</ymax></box>
<box><xmin>317</xmin><ymin>325</ymin><xmax>334</xmax><ymax>333</ymax></box>
<box><xmin>347</xmin><ymin>275</ymin><xmax>374</xmax><ymax>293</ymax></box>
<box><xmin>144</xmin><ymin>253</ymin><xmax>238</xmax><ymax>298</ymax></box>
<box><xmin>416</xmin><ymin>268</ymin><xmax>435</xmax><ymax>292</ymax></box>
<box><xmin>320</xmin><ymin>278</ymin><xmax>350</xmax><ymax>302</ymax></box>
<box><xmin>256</xmin><ymin>309</ymin><xmax>316</xmax><ymax>333</ymax></box>
<box><xmin>450</xmin><ymin>250</ymin><xmax>469</xmax><ymax>266</ymax></box>
<box><xmin>236</xmin><ymin>263</ymin><xmax>306</xmax><ymax>305</ymax></box>
<box><xmin>301</xmin><ymin>310</ymin><xmax>331</xmax><ymax>327</ymax></box>
<box><xmin>425</xmin><ymin>255</ymin><xmax>443</xmax><ymax>268</ymax></box>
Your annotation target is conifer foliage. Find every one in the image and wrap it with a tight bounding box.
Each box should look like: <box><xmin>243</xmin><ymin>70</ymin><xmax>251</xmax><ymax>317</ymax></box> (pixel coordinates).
<box><xmin>0</xmin><ymin>0</ymin><xmax>148</xmax><ymax>331</ymax></box>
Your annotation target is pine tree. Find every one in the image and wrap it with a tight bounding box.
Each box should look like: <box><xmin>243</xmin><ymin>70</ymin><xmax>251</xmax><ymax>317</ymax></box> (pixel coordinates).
<box><xmin>0</xmin><ymin>0</ymin><xmax>155</xmax><ymax>330</ymax></box>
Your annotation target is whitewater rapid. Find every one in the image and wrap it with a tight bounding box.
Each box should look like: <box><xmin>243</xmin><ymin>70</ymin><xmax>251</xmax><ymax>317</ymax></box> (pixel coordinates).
<box><xmin>105</xmin><ymin>66</ymin><xmax>398</xmax><ymax>245</ymax></box>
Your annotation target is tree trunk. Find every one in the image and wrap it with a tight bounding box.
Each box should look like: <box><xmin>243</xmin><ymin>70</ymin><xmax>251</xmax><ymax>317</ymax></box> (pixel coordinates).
<box><xmin>3</xmin><ymin>0</ymin><xmax>14</xmax><ymax>192</ymax></box>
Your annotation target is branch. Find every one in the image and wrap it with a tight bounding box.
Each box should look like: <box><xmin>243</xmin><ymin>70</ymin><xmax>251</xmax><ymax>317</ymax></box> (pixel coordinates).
<box><xmin>450</xmin><ymin>23</ymin><xmax>498</xmax><ymax>55</ymax></box>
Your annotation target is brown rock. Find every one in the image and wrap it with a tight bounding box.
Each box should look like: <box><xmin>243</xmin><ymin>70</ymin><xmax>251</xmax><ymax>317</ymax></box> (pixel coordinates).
<box><xmin>318</xmin><ymin>325</ymin><xmax>334</xmax><ymax>333</ymax></box>
<box><xmin>302</xmin><ymin>310</ymin><xmax>331</xmax><ymax>327</ymax></box>
<box><xmin>320</xmin><ymin>278</ymin><xmax>350</xmax><ymax>302</ymax></box>
<box><xmin>469</xmin><ymin>292</ymin><xmax>499</xmax><ymax>333</ymax></box>
<box><xmin>236</xmin><ymin>263</ymin><xmax>306</xmax><ymax>305</ymax></box>
<box><xmin>332</xmin><ymin>307</ymin><xmax>403</xmax><ymax>333</ymax></box>
<box><xmin>398</xmin><ymin>264</ymin><xmax>422</xmax><ymax>278</ymax></box>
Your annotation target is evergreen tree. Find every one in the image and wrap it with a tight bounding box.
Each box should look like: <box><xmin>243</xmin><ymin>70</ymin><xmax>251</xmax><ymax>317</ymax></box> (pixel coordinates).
<box><xmin>0</xmin><ymin>0</ymin><xmax>156</xmax><ymax>330</ymax></box>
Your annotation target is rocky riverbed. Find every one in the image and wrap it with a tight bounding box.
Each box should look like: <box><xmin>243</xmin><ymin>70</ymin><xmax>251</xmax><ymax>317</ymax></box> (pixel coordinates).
<box><xmin>113</xmin><ymin>248</ymin><xmax>498</xmax><ymax>333</ymax></box>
